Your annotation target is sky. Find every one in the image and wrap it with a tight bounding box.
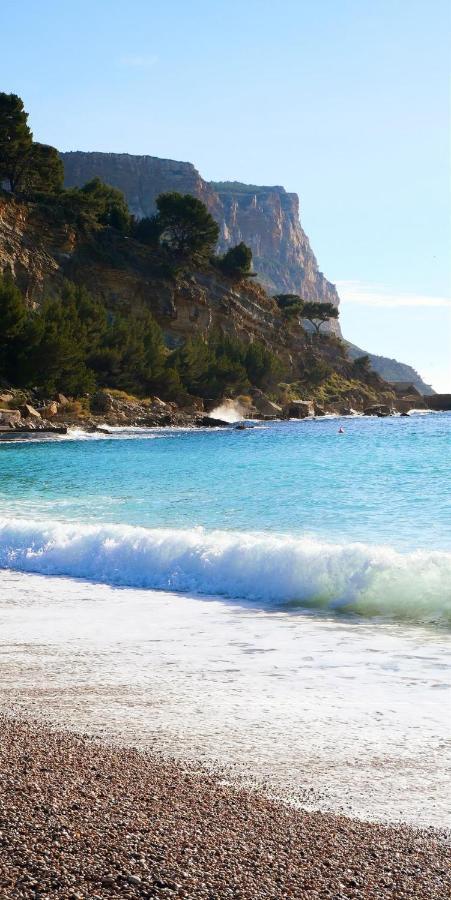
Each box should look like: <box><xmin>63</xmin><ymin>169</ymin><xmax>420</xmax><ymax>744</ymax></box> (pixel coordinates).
<box><xmin>1</xmin><ymin>0</ymin><xmax>450</xmax><ymax>389</ymax></box>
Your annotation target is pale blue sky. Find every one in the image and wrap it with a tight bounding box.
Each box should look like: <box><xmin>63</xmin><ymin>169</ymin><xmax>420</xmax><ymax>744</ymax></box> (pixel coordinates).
<box><xmin>2</xmin><ymin>0</ymin><xmax>450</xmax><ymax>388</ymax></box>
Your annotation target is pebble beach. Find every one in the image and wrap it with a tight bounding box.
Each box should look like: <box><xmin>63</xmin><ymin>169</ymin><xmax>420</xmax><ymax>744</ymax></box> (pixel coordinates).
<box><xmin>0</xmin><ymin>718</ymin><xmax>449</xmax><ymax>900</ymax></box>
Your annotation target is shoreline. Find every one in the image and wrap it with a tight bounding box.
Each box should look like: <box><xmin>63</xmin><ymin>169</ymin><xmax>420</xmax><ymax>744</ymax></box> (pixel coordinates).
<box><xmin>0</xmin><ymin>717</ymin><xmax>450</xmax><ymax>899</ymax></box>
<box><xmin>0</xmin><ymin>407</ymin><xmax>440</xmax><ymax>442</ymax></box>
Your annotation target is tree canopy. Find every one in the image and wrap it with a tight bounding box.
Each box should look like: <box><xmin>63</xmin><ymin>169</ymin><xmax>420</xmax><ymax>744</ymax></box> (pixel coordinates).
<box><xmin>0</xmin><ymin>93</ymin><xmax>65</xmax><ymax>196</ymax></box>
<box><xmin>155</xmin><ymin>192</ymin><xmax>219</xmax><ymax>261</ymax></box>
<box><xmin>131</xmin><ymin>215</ymin><xmax>161</xmax><ymax>246</ymax></box>
<box><xmin>79</xmin><ymin>178</ymin><xmax>131</xmax><ymax>232</ymax></box>
<box><xmin>23</xmin><ymin>143</ymin><xmax>64</xmax><ymax>194</ymax></box>
<box><xmin>0</xmin><ymin>93</ymin><xmax>33</xmax><ymax>192</ymax></box>
<box><xmin>0</xmin><ymin>275</ymin><xmax>283</xmax><ymax>401</ymax></box>
<box><xmin>275</xmin><ymin>294</ymin><xmax>339</xmax><ymax>333</ymax></box>
<box><xmin>217</xmin><ymin>242</ymin><xmax>254</xmax><ymax>279</ymax></box>
<box><xmin>274</xmin><ymin>294</ymin><xmax>304</xmax><ymax>318</ymax></box>
<box><xmin>301</xmin><ymin>301</ymin><xmax>339</xmax><ymax>335</ymax></box>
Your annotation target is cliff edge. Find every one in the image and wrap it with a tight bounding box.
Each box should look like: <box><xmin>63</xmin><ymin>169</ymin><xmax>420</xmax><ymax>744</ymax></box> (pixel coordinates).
<box><xmin>61</xmin><ymin>152</ymin><xmax>341</xmax><ymax>333</ymax></box>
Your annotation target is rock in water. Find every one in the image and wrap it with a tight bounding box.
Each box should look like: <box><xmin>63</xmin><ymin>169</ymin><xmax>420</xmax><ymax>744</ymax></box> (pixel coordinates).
<box><xmin>197</xmin><ymin>415</ymin><xmax>230</xmax><ymax>427</ymax></box>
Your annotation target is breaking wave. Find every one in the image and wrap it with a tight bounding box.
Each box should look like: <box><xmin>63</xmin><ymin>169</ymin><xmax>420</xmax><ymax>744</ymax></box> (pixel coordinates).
<box><xmin>0</xmin><ymin>518</ymin><xmax>450</xmax><ymax>625</ymax></box>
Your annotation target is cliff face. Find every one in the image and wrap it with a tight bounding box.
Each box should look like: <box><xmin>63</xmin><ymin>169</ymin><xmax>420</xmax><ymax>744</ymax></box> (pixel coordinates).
<box><xmin>0</xmin><ymin>194</ymin><xmax>289</xmax><ymax>356</ymax></box>
<box><xmin>61</xmin><ymin>153</ymin><xmax>341</xmax><ymax>333</ymax></box>
<box><xmin>60</xmin><ymin>152</ymin><xmax>214</xmax><ymax>220</ymax></box>
<box><xmin>211</xmin><ymin>182</ymin><xmax>341</xmax><ymax>307</ymax></box>
<box><xmin>0</xmin><ymin>194</ymin><xmax>402</xmax><ymax>412</ymax></box>
<box><xmin>0</xmin><ymin>196</ymin><xmax>63</xmax><ymax>297</ymax></box>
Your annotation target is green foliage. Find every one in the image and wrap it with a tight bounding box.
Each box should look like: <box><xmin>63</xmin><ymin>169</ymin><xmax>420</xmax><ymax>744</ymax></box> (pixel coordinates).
<box><xmin>0</xmin><ymin>93</ymin><xmax>63</xmax><ymax>196</ymax></box>
<box><xmin>79</xmin><ymin>178</ymin><xmax>131</xmax><ymax>232</ymax></box>
<box><xmin>0</xmin><ymin>274</ymin><xmax>27</xmax><ymax>340</ymax></box>
<box><xmin>170</xmin><ymin>333</ymin><xmax>282</xmax><ymax>400</ymax></box>
<box><xmin>0</xmin><ymin>272</ymin><xmax>287</xmax><ymax>402</ymax></box>
<box><xmin>310</xmin><ymin>371</ymin><xmax>381</xmax><ymax>407</ymax></box>
<box><xmin>0</xmin><ymin>275</ymin><xmax>166</xmax><ymax>397</ymax></box>
<box><xmin>24</xmin><ymin>143</ymin><xmax>64</xmax><ymax>195</ymax></box>
<box><xmin>275</xmin><ymin>295</ymin><xmax>339</xmax><ymax>333</ymax></box>
<box><xmin>155</xmin><ymin>192</ymin><xmax>219</xmax><ymax>261</ymax></box>
<box><xmin>45</xmin><ymin>178</ymin><xmax>132</xmax><ymax>232</ymax></box>
<box><xmin>0</xmin><ymin>93</ymin><xmax>33</xmax><ymax>192</ymax></box>
<box><xmin>24</xmin><ymin>295</ymin><xmax>95</xmax><ymax>395</ymax></box>
<box><xmin>274</xmin><ymin>294</ymin><xmax>304</xmax><ymax>319</ymax></box>
<box><xmin>131</xmin><ymin>215</ymin><xmax>161</xmax><ymax>246</ymax></box>
<box><xmin>301</xmin><ymin>301</ymin><xmax>339</xmax><ymax>335</ymax></box>
<box><xmin>217</xmin><ymin>242</ymin><xmax>254</xmax><ymax>279</ymax></box>
<box><xmin>300</xmin><ymin>352</ymin><xmax>333</xmax><ymax>387</ymax></box>
<box><xmin>0</xmin><ymin>275</ymin><xmax>28</xmax><ymax>379</ymax></box>
<box><xmin>245</xmin><ymin>340</ymin><xmax>280</xmax><ymax>384</ymax></box>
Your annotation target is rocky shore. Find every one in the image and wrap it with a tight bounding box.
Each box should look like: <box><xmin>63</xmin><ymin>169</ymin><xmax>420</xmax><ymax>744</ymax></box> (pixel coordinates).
<box><xmin>0</xmin><ymin>384</ymin><xmax>430</xmax><ymax>439</ymax></box>
<box><xmin>0</xmin><ymin>719</ymin><xmax>449</xmax><ymax>900</ymax></box>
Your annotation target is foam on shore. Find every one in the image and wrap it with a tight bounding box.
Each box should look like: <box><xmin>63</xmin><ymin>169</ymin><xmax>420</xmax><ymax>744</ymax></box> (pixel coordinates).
<box><xmin>0</xmin><ymin>518</ymin><xmax>450</xmax><ymax>625</ymax></box>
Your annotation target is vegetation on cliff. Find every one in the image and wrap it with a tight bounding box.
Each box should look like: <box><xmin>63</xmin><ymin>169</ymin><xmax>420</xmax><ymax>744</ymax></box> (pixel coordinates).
<box><xmin>0</xmin><ymin>93</ymin><xmax>396</xmax><ymax>414</ymax></box>
<box><xmin>0</xmin><ymin>274</ymin><xmax>283</xmax><ymax>402</ymax></box>
<box><xmin>215</xmin><ymin>242</ymin><xmax>255</xmax><ymax>279</ymax></box>
<box><xmin>0</xmin><ymin>93</ymin><xmax>63</xmax><ymax>195</ymax></box>
<box><xmin>275</xmin><ymin>294</ymin><xmax>339</xmax><ymax>334</ymax></box>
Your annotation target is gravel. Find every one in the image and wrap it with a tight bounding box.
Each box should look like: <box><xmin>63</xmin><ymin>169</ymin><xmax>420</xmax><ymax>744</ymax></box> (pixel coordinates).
<box><xmin>0</xmin><ymin>718</ymin><xmax>449</xmax><ymax>899</ymax></box>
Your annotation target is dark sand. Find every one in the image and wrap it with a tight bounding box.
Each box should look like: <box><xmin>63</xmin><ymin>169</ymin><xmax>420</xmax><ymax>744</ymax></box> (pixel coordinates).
<box><xmin>0</xmin><ymin>719</ymin><xmax>449</xmax><ymax>899</ymax></box>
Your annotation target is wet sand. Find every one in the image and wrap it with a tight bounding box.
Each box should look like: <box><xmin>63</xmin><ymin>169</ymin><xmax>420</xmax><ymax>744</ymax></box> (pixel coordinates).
<box><xmin>0</xmin><ymin>718</ymin><xmax>449</xmax><ymax>899</ymax></box>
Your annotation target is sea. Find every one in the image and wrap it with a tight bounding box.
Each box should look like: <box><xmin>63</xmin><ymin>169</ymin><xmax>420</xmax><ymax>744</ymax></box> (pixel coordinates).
<box><xmin>0</xmin><ymin>413</ymin><xmax>450</xmax><ymax>827</ymax></box>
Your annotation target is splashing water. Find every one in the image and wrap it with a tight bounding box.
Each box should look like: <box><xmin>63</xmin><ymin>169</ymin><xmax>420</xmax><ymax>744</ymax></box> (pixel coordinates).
<box><xmin>208</xmin><ymin>399</ymin><xmax>247</xmax><ymax>422</ymax></box>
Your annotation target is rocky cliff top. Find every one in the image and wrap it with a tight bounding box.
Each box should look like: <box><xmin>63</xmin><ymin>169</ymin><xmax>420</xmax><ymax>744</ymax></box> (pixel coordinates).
<box><xmin>210</xmin><ymin>181</ymin><xmax>287</xmax><ymax>193</ymax></box>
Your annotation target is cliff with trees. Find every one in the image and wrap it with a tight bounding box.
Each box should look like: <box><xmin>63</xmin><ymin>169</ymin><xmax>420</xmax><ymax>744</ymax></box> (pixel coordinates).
<box><xmin>61</xmin><ymin>152</ymin><xmax>342</xmax><ymax>331</ymax></box>
<box><xmin>0</xmin><ymin>93</ymin><xmax>399</xmax><ymax>422</ymax></box>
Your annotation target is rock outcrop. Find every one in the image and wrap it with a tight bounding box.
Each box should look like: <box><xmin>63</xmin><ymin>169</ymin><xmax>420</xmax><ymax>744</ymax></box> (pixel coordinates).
<box><xmin>0</xmin><ymin>193</ymin><xmax>419</xmax><ymax>416</ymax></box>
<box><xmin>58</xmin><ymin>152</ymin><xmax>436</xmax><ymax>389</ymax></box>
<box><xmin>288</xmin><ymin>399</ymin><xmax>315</xmax><ymax>418</ymax></box>
<box><xmin>61</xmin><ymin>153</ymin><xmax>341</xmax><ymax>332</ymax></box>
<box><xmin>211</xmin><ymin>181</ymin><xmax>341</xmax><ymax>311</ymax></box>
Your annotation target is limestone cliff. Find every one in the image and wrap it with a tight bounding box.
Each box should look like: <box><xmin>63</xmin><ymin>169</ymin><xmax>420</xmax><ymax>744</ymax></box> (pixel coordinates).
<box><xmin>61</xmin><ymin>153</ymin><xmax>341</xmax><ymax>330</ymax></box>
<box><xmin>210</xmin><ymin>181</ymin><xmax>340</xmax><ymax>307</ymax></box>
<box><xmin>0</xmin><ymin>193</ymin><xmax>402</xmax><ymax>412</ymax></box>
<box><xmin>0</xmin><ymin>194</ymin><xmax>290</xmax><ymax>355</ymax></box>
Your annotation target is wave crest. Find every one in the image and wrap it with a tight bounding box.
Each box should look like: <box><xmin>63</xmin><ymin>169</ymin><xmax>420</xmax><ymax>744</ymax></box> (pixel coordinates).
<box><xmin>0</xmin><ymin>518</ymin><xmax>450</xmax><ymax>625</ymax></box>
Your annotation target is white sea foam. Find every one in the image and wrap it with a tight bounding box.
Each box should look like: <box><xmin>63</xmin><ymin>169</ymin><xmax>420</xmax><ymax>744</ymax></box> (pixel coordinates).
<box><xmin>208</xmin><ymin>399</ymin><xmax>247</xmax><ymax>422</ymax></box>
<box><xmin>0</xmin><ymin>518</ymin><xmax>450</xmax><ymax>624</ymax></box>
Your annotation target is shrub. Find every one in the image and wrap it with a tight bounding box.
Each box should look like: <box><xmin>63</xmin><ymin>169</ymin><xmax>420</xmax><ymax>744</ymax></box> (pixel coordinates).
<box><xmin>216</xmin><ymin>242</ymin><xmax>255</xmax><ymax>279</ymax></box>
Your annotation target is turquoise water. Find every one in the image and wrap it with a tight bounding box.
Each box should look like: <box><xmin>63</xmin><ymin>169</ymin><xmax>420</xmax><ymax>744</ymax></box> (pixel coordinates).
<box><xmin>0</xmin><ymin>414</ymin><xmax>450</xmax><ymax>623</ymax></box>
<box><xmin>1</xmin><ymin>415</ymin><xmax>449</xmax><ymax>546</ymax></box>
<box><xmin>1</xmin><ymin>414</ymin><xmax>450</xmax><ymax>824</ymax></box>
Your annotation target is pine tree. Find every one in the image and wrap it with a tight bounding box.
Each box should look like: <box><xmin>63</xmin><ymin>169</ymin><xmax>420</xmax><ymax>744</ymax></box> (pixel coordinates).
<box><xmin>0</xmin><ymin>93</ymin><xmax>33</xmax><ymax>192</ymax></box>
<box><xmin>156</xmin><ymin>192</ymin><xmax>219</xmax><ymax>261</ymax></box>
<box><xmin>80</xmin><ymin>178</ymin><xmax>131</xmax><ymax>232</ymax></box>
<box><xmin>24</xmin><ymin>143</ymin><xmax>64</xmax><ymax>194</ymax></box>
<box><xmin>28</xmin><ymin>297</ymin><xmax>94</xmax><ymax>395</ymax></box>
<box><xmin>0</xmin><ymin>275</ymin><xmax>28</xmax><ymax>380</ymax></box>
<box><xmin>218</xmin><ymin>242</ymin><xmax>254</xmax><ymax>278</ymax></box>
